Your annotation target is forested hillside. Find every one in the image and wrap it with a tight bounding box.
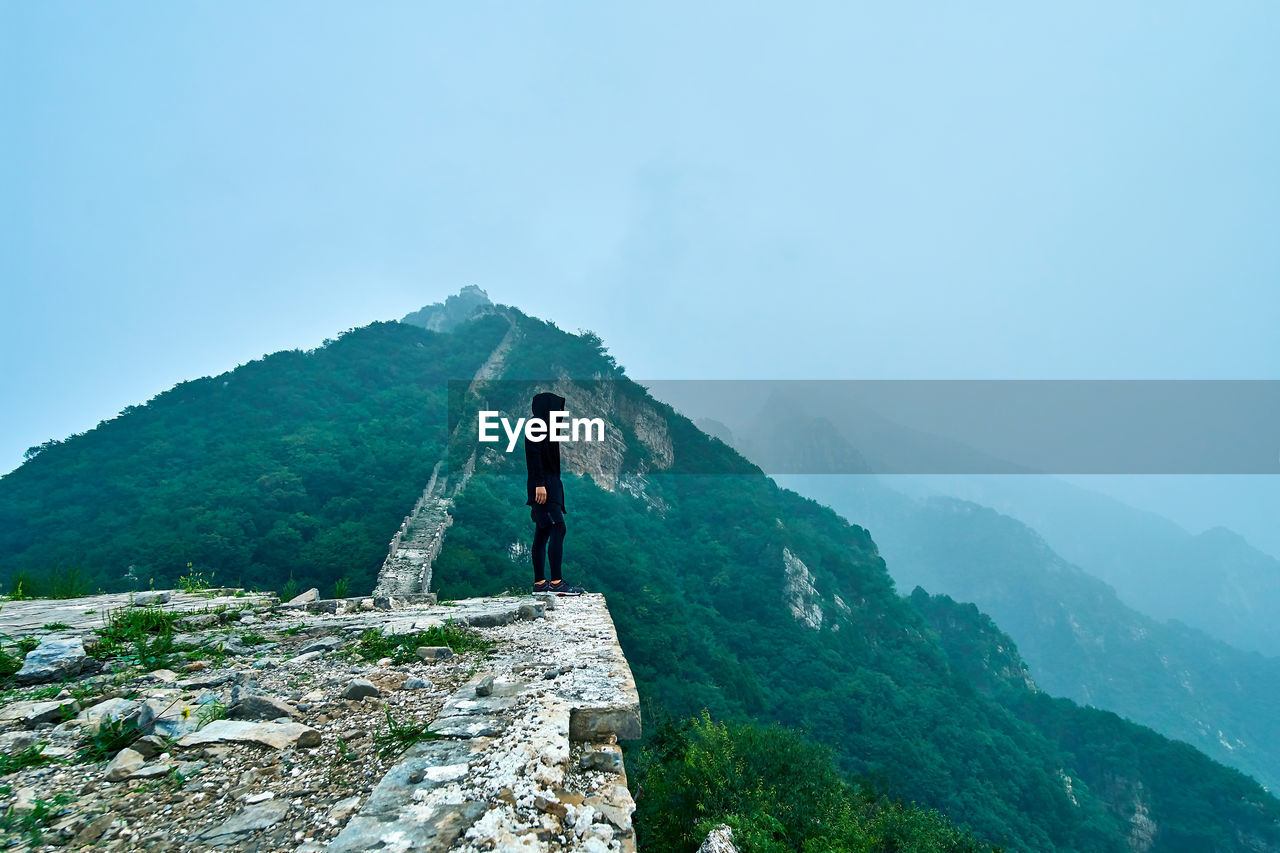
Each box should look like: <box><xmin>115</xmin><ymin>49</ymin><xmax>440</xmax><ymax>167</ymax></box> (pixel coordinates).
<box><xmin>784</xmin><ymin>474</ymin><xmax>1280</xmax><ymax>794</ymax></box>
<box><xmin>0</xmin><ymin>315</ymin><xmax>509</xmax><ymax>597</ymax></box>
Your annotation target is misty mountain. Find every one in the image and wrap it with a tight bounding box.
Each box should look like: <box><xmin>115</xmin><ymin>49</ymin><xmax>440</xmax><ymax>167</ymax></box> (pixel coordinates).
<box><xmin>2</xmin><ymin>295</ymin><xmax>1278</xmax><ymax>851</ymax></box>
<box><xmin>686</xmin><ymin>393</ymin><xmax>1280</xmax><ymax>659</ymax></box>
<box><xmin>886</xmin><ymin>474</ymin><xmax>1280</xmax><ymax>658</ymax></box>
<box><xmin>787</xmin><ymin>473</ymin><xmax>1280</xmax><ymax>793</ymax></box>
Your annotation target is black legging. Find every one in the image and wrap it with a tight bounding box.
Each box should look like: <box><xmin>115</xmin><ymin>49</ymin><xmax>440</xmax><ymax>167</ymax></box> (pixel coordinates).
<box><xmin>531</xmin><ymin>503</ymin><xmax>566</xmax><ymax>583</ymax></box>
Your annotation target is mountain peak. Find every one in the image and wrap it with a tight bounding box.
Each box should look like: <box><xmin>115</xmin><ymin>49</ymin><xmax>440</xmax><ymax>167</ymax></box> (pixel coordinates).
<box><xmin>402</xmin><ymin>285</ymin><xmax>495</xmax><ymax>333</ymax></box>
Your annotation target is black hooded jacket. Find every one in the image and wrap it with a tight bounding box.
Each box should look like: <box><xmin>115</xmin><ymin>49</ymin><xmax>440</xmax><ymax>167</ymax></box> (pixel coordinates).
<box><xmin>524</xmin><ymin>391</ymin><xmax>566</xmax><ymax>511</ymax></box>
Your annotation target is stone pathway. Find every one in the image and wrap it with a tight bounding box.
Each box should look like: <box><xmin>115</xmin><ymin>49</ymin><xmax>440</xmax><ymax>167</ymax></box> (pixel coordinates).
<box><xmin>0</xmin><ymin>590</ymin><xmax>275</xmax><ymax>637</ymax></box>
<box><xmin>328</xmin><ymin>593</ymin><xmax>641</xmax><ymax>853</ymax></box>
<box><xmin>0</xmin><ymin>589</ymin><xmax>640</xmax><ymax>853</ymax></box>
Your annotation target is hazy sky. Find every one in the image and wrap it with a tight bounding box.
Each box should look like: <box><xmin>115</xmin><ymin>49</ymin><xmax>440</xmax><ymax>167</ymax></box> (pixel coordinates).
<box><xmin>4</xmin><ymin>4</ymin><xmax>1277</xmax><ymax>535</ymax></box>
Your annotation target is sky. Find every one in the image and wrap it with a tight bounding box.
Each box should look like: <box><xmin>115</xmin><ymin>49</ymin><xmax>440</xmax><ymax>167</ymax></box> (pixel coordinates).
<box><xmin>3</xmin><ymin>3</ymin><xmax>1277</xmax><ymax>541</ymax></box>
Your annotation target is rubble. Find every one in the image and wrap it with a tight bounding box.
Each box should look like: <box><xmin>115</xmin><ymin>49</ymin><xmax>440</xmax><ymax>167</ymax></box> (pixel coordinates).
<box><xmin>0</xmin><ymin>590</ymin><xmax>639</xmax><ymax>852</ymax></box>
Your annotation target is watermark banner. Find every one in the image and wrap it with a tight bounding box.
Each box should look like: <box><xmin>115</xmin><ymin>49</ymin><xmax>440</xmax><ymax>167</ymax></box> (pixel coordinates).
<box><xmin>449</xmin><ymin>379</ymin><xmax>1280</xmax><ymax>474</ymax></box>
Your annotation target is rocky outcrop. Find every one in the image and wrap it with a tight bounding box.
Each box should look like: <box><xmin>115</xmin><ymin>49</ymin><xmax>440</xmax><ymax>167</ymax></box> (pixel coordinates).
<box><xmin>699</xmin><ymin>824</ymin><xmax>740</xmax><ymax>853</ymax></box>
<box><xmin>782</xmin><ymin>547</ymin><xmax>824</xmax><ymax>631</ymax></box>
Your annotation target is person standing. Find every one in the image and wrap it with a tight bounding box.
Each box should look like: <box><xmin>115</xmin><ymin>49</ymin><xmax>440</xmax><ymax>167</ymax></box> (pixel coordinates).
<box><xmin>525</xmin><ymin>391</ymin><xmax>584</xmax><ymax>595</ymax></box>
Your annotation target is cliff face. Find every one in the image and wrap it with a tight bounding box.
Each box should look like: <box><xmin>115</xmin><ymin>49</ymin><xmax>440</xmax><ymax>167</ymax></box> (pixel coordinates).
<box><xmin>0</xmin><ymin>589</ymin><xmax>641</xmax><ymax>852</ymax></box>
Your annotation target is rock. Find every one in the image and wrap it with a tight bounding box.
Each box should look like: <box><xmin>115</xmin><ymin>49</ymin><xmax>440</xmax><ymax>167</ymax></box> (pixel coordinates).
<box><xmin>287</xmin><ymin>588</ymin><xmax>320</xmax><ymax>605</ymax></box>
<box><xmin>341</xmin><ymin>679</ymin><xmax>380</xmax><ymax>701</ymax></box>
<box><xmin>534</xmin><ymin>796</ymin><xmax>568</xmax><ymax>819</ymax></box>
<box><xmin>15</xmin><ymin>636</ymin><xmax>87</xmax><ymax>684</ymax></box>
<box><xmin>245</xmin><ymin>791</ymin><xmax>275</xmax><ymax>804</ymax></box>
<box><xmin>178</xmin><ymin>672</ymin><xmax>234</xmax><ymax>690</ymax></box>
<box><xmin>11</xmin><ymin>787</ymin><xmax>39</xmax><ymax>814</ymax></box>
<box><xmin>176</xmin><ymin>719</ymin><xmax>321</xmax><ymax>750</ymax></box>
<box><xmin>75</xmin><ymin>698</ymin><xmax>139</xmax><ymax>732</ymax></box>
<box><xmin>402</xmin><ymin>676</ymin><xmax>430</xmax><ymax>690</ymax></box>
<box><xmin>103</xmin><ymin>747</ymin><xmax>146</xmax><ymax>782</ymax></box>
<box><xmin>130</xmin><ymin>763</ymin><xmax>174</xmax><ymax>780</ymax></box>
<box><xmin>327</xmin><ymin>795</ymin><xmax>362</xmax><ymax>823</ymax></box>
<box><xmin>376</xmin><ymin>656</ymin><xmax>393</xmax><ymax>667</ymax></box>
<box><xmin>179</xmin><ymin>612</ymin><xmax>222</xmax><ymax>629</ymax></box>
<box><xmin>0</xmin><ymin>731</ymin><xmax>39</xmax><ymax>753</ymax></box>
<box><xmin>580</xmin><ymin>744</ymin><xmax>624</xmax><ymax>773</ymax></box>
<box><xmin>585</xmin><ymin>786</ymin><xmax>634</xmax><ymax>833</ymax></box>
<box><xmin>132</xmin><ymin>735</ymin><xmax>168</xmax><ymax>759</ymax></box>
<box><xmin>228</xmin><ymin>693</ymin><xmax>299</xmax><ymax>721</ymax></box>
<box><xmin>475</xmin><ymin>675</ymin><xmax>495</xmax><ymax>697</ymax></box>
<box><xmin>138</xmin><ymin>697</ymin><xmax>201</xmax><ymax>739</ymax></box>
<box><xmin>288</xmin><ymin>650</ymin><xmax>323</xmax><ymax>664</ymax></box>
<box><xmin>140</xmin><ymin>668</ymin><xmax>179</xmax><ymax>683</ymax></box>
<box><xmin>23</xmin><ymin>698</ymin><xmax>80</xmax><ymax>727</ymax></box>
<box><xmin>219</xmin><ymin>638</ymin><xmax>254</xmax><ymax>656</ymax></box>
<box><xmin>298</xmin><ymin>636</ymin><xmax>344</xmax><ymax>655</ymax></box>
<box><xmin>71</xmin><ymin>814</ymin><xmax>116</xmax><ymax>847</ymax></box>
<box><xmin>415</xmin><ymin>646</ymin><xmax>454</xmax><ymax>661</ymax></box>
<box><xmin>197</xmin><ymin>799</ymin><xmax>291</xmax><ymax>843</ymax></box>
<box><xmin>699</xmin><ymin>824</ymin><xmax>739</xmax><ymax>853</ymax></box>
<box><xmin>133</xmin><ymin>591</ymin><xmax>171</xmax><ymax>606</ymax></box>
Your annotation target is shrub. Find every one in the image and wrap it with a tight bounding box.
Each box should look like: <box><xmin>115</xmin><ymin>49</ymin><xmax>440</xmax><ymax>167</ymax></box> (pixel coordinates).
<box><xmin>634</xmin><ymin>712</ymin><xmax>996</xmax><ymax>853</ymax></box>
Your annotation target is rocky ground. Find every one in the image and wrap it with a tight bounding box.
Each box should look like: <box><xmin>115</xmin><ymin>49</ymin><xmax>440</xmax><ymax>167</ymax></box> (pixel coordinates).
<box><xmin>0</xmin><ymin>591</ymin><xmax>640</xmax><ymax>852</ymax></box>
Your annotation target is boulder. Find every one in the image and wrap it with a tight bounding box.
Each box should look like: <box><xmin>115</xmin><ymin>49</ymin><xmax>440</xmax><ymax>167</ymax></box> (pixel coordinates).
<box><xmin>698</xmin><ymin>824</ymin><xmax>739</xmax><ymax>853</ymax></box>
<box><xmin>341</xmin><ymin>679</ymin><xmax>380</xmax><ymax>701</ymax></box>
<box><xmin>138</xmin><ymin>697</ymin><xmax>202</xmax><ymax>739</ymax></box>
<box><xmin>15</xmin><ymin>637</ymin><xmax>88</xmax><ymax>684</ymax></box>
<box><xmin>228</xmin><ymin>693</ymin><xmax>299</xmax><ymax>721</ymax></box>
<box><xmin>286</xmin><ymin>588</ymin><xmax>320</xmax><ymax>605</ymax></box>
<box><xmin>23</xmin><ymin>698</ymin><xmax>81</xmax><ymax>728</ymax></box>
<box><xmin>299</xmin><ymin>636</ymin><xmax>344</xmax><ymax>655</ymax></box>
<box><xmin>415</xmin><ymin>646</ymin><xmax>454</xmax><ymax>661</ymax></box>
<box><xmin>74</xmin><ymin>698</ymin><xmax>139</xmax><ymax>732</ymax></box>
<box><xmin>132</xmin><ymin>591</ymin><xmax>171</xmax><ymax>607</ymax></box>
<box><xmin>197</xmin><ymin>799</ymin><xmax>291</xmax><ymax>843</ymax></box>
<box><xmin>103</xmin><ymin>747</ymin><xmax>145</xmax><ymax>782</ymax></box>
<box><xmin>176</xmin><ymin>719</ymin><xmax>321</xmax><ymax>750</ymax></box>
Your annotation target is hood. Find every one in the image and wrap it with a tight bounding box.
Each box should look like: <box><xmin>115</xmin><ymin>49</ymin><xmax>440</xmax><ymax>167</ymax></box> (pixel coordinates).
<box><xmin>531</xmin><ymin>391</ymin><xmax>566</xmax><ymax>422</ymax></box>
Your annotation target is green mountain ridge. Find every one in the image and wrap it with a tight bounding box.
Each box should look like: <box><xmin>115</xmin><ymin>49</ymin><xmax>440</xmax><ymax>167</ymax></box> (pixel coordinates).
<box><xmin>2</xmin><ymin>298</ymin><xmax>1278</xmax><ymax>851</ymax></box>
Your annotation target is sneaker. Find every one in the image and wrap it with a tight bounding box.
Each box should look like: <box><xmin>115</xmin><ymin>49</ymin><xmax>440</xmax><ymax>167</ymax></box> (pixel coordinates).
<box><xmin>547</xmin><ymin>579</ymin><xmax>585</xmax><ymax>596</ymax></box>
<box><xmin>532</xmin><ymin>581</ymin><xmax>551</xmax><ymax>594</ymax></box>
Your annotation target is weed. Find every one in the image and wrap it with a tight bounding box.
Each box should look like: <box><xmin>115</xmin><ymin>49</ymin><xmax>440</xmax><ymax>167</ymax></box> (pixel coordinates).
<box><xmin>95</xmin><ymin>606</ymin><xmax>179</xmax><ymax>660</ymax></box>
<box><xmin>195</xmin><ymin>700</ymin><xmax>226</xmax><ymax>731</ymax></box>
<box><xmin>281</xmin><ymin>624</ymin><xmax>306</xmax><ymax>636</ymax></box>
<box><xmin>41</xmin><ymin>622</ymin><xmax>72</xmax><ymax>631</ymax></box>
<box><xmin>0</xmin><ymin>744</ymin><xmax>53</xmax><ymax>775</ymax></box>
<box><xmin>0</xmin><ymin>792</ymin><xmax>73</xmax><ymax>845</ymax></box>
<box><xmin>353</xmin><ymin>624</ymin><xmax>490</xmax><ymax>665</ymax></box>
<box><xmin>79</xmin><ymin>716</ymin><xmax>143</xmax><ymax>762</ymax></box>
<box><xmin>178</xmin><ymin>562</ymin><xmax>213</xmax><ymax>595</ymax></box>
<box><xmin>333</xmin><ymin>577</ymin><xmax>350</xmax><ymax>599</ymax></box>
<box><xmin>372</xmin><ymin>709</ymin><xmax>439</xmax><ymax>759</ymax></box>
<box><xmin>279</xmin><ymin>573</ymin><xmax>300</xmax><ymax>603</ymax></box>
<box><xmin>239</xmin><ymin>632</ymin><xmax>266</xmax><ymax>646</ymax></box>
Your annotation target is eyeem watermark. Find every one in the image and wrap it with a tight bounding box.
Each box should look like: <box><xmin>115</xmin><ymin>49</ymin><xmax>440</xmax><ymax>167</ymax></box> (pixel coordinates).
<box><xmin>478</xmin><ymin>411</ymin><xmax>606</xmax><ymax>452</ymax></box>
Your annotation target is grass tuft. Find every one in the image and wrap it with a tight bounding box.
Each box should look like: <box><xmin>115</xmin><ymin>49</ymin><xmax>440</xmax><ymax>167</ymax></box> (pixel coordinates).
<box><xmin>353</xmin><ymin>623</ymin><xmax>490</xmax><ymax>664</ymax></box>
<box><xmin>372</xmin><ymin>709</ymin><xmax>439</xmax><ymax>758</ymax></box>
